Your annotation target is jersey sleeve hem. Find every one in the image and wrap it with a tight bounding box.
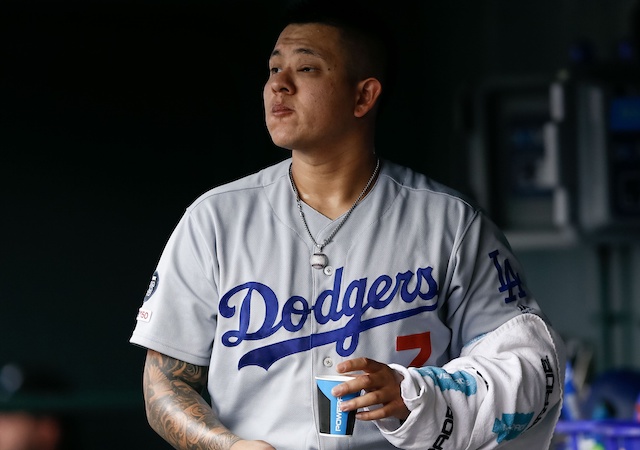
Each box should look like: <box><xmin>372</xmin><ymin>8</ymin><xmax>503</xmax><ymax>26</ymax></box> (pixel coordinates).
<box><xmin>129</xmin><ymin>334</ymin><xmax>211</xmax><ymax>367</ymax></box>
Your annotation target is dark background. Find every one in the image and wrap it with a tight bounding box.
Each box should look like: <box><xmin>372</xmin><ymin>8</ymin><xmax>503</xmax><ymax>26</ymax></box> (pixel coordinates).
<box><xmin>1</xmin><ymin>0</ymin><xmax>639</xmax><ymax>448</ymax></box>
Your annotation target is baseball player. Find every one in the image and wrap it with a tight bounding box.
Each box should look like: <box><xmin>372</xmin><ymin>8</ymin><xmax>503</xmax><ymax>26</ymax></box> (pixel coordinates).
<box><xmin>129</xmin><ymin>1</ymin><xmax>566</xmax><ymax>449</ymax></box>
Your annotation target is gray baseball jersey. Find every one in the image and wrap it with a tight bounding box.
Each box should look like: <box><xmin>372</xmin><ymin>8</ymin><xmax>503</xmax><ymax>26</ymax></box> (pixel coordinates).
<box><xmin>130</xmin><ymin>158</ymin><xmax>563</xmax><ymax>449</ymax></box>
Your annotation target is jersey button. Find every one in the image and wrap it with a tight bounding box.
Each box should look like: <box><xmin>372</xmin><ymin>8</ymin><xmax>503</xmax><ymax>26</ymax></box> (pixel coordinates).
<box><xmin>323</xmin><ymin>266</ymin><xmax>334</xmax><ymax>276</ymax></box>
<box><xmin>323</xmin><ymin>357</ymin><xmax>333</xmax><ymax>367</ymax></box>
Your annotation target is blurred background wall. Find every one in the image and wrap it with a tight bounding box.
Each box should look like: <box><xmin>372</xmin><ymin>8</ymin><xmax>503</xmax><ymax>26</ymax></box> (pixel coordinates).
<box><xmin>1</xmin><ymin>0</ymin><xmax>639</xmax><ymax>448</ymax></box>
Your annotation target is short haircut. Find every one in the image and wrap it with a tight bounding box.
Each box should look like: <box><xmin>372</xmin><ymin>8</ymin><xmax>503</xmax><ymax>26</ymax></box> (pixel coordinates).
<box><xmin>278</xmin><ymin>0</ymin><xmax>397</xmax><ymax>105</ymax></box>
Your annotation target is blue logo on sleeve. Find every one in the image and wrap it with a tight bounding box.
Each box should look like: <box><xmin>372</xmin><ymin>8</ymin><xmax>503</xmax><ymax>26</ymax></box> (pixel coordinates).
<box><xmin>492</xmin><ymin>412</ymin><xmax>534</xmax><ymax>443</ymax></box>
<box><xmin>416</xmin><ymin>367</ymin><xmax>477</xmax><ymax>396</ymax></box>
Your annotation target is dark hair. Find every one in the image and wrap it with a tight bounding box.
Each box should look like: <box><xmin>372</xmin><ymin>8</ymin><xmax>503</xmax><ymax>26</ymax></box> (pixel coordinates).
<box><xmin>279</xmin><ymin>0</ymin><xmax>397</xmax><ymax>109</ymax></box>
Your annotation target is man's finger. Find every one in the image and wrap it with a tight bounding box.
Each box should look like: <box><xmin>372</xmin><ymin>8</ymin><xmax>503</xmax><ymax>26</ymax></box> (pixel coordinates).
<box><xmin>336</xmin><ymin>357</ymin><xmax>384</xmax><ymax>374</ymax></box>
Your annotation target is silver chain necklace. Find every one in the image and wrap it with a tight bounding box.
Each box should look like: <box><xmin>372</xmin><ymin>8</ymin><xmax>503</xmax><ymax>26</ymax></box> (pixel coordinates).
<box><xmin>288</xmin><ymin>158</ymin><xmax>380</xmax><ymax>270</ymax></box>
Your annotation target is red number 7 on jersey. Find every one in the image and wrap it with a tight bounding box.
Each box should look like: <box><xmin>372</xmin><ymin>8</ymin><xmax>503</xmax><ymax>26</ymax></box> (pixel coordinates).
<box><xmin>396</xmin><ymin>332</ymin><xmax>431</xmax><ymax>368</ymax></box>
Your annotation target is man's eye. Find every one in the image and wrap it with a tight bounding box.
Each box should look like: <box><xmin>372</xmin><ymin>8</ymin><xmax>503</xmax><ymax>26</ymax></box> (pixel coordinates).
<box><xmin>299</xmin><ymin>67</ymin><xmax>314</xmax><ymax>72</ymax></box>
<box><xmin>270</xmin><ymin>67</ymin><xmax>281</xmax><ymax>74</ymax></box>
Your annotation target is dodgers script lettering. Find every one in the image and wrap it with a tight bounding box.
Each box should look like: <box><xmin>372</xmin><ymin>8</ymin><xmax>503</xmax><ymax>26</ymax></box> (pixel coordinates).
<box><xmin>219</xmin><ymin>266</ymin><xmax>439</xmax><ymax>370</ymax></box>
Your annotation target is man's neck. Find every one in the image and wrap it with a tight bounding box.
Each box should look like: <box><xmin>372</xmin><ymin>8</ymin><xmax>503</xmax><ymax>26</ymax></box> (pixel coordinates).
<box><xmin>289</xmin><ymin>151</ymin><xmax>379</xmax><ymax>220</ymax></box>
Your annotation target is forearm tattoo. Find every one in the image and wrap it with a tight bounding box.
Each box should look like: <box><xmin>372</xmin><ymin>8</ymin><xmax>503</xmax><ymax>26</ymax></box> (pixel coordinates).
<box><xmin>143</xmin><ymin>350</ymin><xmax>241</xmax><ymax>450</ymax></box>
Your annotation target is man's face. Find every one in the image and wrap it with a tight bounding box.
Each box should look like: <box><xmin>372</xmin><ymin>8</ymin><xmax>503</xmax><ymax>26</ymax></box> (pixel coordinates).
<box><xmin>263</xmin><ymin>23</ymin><xmax>359</xmax><ymax>152</ymax></box>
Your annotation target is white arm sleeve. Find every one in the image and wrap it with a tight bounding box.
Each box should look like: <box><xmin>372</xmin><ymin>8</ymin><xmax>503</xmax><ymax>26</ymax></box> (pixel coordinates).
<box><xmin>375</xmin><ymin>313</ymin><xmax>565</xmax><ymax>450</ymax></box>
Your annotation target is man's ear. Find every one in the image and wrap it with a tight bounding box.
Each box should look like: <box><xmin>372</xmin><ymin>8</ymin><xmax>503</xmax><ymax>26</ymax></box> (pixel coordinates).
<box><xmin>354</xmin><ymin>78</ymin><xmax>382</xmax><ymax>118</ymax></box>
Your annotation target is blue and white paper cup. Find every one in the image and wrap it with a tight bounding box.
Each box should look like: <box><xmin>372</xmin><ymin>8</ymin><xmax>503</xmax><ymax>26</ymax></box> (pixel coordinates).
<box><xmin>316</xmin><ymin>375</ymin><xmax>361</xmax><ymax>436</ymax></box>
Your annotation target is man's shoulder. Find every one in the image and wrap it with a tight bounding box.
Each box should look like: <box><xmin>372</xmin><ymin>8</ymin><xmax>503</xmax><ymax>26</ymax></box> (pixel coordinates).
<box><xmin>382</xmin><ymin>159</ymin><xmax>478</xmax><ymax>209</ymax></box>
<box><xmin>188</xmin><ymin>159</ymin><xmax>291</xmax><ymax>208</ymax></box>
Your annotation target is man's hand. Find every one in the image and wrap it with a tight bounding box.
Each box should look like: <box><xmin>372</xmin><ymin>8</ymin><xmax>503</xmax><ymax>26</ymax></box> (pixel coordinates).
<box><xmin>332</xmin><ymin>357</ymin><xmax>410</xmax><ymax>421</ymax></box>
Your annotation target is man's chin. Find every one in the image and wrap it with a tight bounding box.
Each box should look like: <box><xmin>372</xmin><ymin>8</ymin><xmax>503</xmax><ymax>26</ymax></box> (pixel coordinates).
<box><xmin>268</xmin><ymin>135</ymin><xmax>297</xmax><ymax>151</ymax></box>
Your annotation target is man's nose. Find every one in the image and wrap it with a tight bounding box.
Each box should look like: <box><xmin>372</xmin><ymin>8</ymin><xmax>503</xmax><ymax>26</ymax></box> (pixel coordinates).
<box><xmin>270</xmin><ymin>70</ymin><xmax>294</xmax><ymax>94</ymax></box>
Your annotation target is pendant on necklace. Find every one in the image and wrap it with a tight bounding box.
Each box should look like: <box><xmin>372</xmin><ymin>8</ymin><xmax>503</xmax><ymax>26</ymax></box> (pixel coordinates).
<box><xmin>310</xmin><ymin>252</ymin><xmax>329</xmax><ymax>270</ymax></box>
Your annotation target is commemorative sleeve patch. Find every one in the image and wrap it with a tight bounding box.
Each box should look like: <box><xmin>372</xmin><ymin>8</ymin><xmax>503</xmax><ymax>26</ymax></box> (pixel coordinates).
<box><xmin>137</xmin><ymin>308</ymin><xmax>152</xmax><ymax>323</ymax></box>
<box><xmin>143</xmin><ymin>271</ymin><xmax>159</xmax><ymax>302</ymax></box>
